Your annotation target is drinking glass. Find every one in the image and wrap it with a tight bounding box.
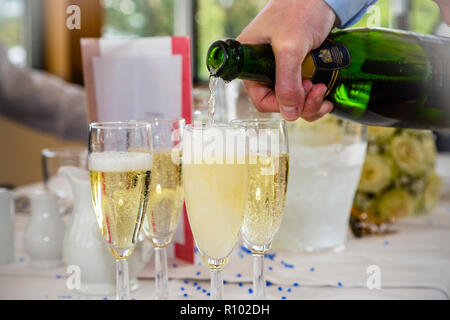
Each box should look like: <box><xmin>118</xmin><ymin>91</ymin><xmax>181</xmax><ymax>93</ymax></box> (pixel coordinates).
<box><xmin>142</xmin><ymin>118</ymin><xmax>185</xmax><ymax>300</ymax></box>
<box><xmin>232</xmin><ymin>119</ymin><xmax>289</xmax><ymax>300</ymax></box>
<box><xmin>273</xmin><ymin>117</ymin><xmax>367</xmax><ymax>252</ymax></box>
<box><xmin>42</xmin><ymin>147</ymin><xmax>87</xmax><ymax>214</ymax></box>
<box><xmin>88</xmin><ymin>122</ymin><xmax>152</xmax><ymax>300</ymax></box>
<box><xmin>182</xmin><ymin>123</ymin><xmax>249</xmax><ymax>300</ymax></box>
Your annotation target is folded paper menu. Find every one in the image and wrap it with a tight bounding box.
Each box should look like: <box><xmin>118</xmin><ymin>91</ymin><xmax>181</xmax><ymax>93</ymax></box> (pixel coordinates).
<box><xmin>81</xmin><ymin>36</ymin><xmax>194</xmax><ymax>263</ymax></box>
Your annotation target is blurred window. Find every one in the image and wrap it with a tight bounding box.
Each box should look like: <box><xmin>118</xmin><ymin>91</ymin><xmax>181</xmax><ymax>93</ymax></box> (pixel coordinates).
<box><xmin>102</xmin><ymin>0</ymin><xmax>175</xmax><ymax>37</ymax></box>
<box><xmin>195</xmin><ymin>0</ymin><xmax>267</xmax><ymax>80</ymax></box>
<box><xmin>100</xmin><ymin>0</ymin><xmax>444</xmax><ymax>81</ymax></box>
<box><xmin>0</xmin><ymin>0</ymin><xmax>26</xmax><ymax>66</ymax></box>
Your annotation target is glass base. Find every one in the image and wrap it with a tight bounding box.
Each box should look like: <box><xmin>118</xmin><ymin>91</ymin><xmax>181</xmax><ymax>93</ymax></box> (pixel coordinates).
<box><xmin>74</xmin><ymin>278</ymin><xmax>140</xmax><ymax>296</ymax></box>
<box><xmin>272</xmin><ymin>238</ymin><xmax>347</xmax><ymax>253</ymax></box>
<box><xmin>300</xmin><ymin>243</ymin><xmax>346</xmax><ymax>253</ymax></box>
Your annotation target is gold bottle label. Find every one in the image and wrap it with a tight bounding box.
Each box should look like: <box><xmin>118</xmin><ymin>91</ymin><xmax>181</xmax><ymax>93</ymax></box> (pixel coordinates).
<box><xmin>302</xmin><ymin>39</ymin><xmax>351</xmax><ymax>96</ymax></box>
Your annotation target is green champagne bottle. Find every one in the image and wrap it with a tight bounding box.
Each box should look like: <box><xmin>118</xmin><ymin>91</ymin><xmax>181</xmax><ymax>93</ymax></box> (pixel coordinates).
<box><xmin>206</xmin><ymin>28</ymin><xmax>450</xmax><ymax>130</ymax></box>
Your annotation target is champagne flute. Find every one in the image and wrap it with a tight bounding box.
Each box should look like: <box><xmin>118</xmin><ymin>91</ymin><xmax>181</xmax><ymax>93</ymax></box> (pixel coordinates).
<box><xmin>182</xmin><ymin>123</ymin><xmax>249</xmax><ymax>300</ymax></box>
<box><xmin>142</xmin><ymin>118</ymin><xmax>185</xmax><ymax>300</ymax></box>
<box><xmin>232</xmin><ymin>119</ymin><xmax>289</xmax><ymax>300</ymax></box>
<box><xmin>88</xmin><ymin>122</ymin><xmax>152</xmax><ymax>300</ymax></box>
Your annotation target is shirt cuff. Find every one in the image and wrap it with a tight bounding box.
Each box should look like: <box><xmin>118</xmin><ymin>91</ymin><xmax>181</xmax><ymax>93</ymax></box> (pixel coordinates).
<box><xmin>325</xmin><ymin>0</ymin><xmax>378</xmax><ymax>28</ymax></box>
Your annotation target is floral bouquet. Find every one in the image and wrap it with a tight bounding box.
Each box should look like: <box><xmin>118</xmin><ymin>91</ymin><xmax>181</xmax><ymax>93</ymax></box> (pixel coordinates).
<box><xmin>350</xmin><ymin>127</ymin><xmax>443</xmax><ymax>237</ymax></box>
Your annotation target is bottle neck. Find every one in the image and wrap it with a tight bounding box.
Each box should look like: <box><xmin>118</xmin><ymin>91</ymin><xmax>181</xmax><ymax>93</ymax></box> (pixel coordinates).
<box><xmin>207</xmin><ymin>39</ymin><xmax>275</xmax><ymax>84</ymax></box>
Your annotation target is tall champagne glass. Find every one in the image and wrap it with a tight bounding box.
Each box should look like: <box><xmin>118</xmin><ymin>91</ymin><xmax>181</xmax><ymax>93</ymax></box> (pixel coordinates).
<box><xmin>182</xmin><ymin>123</ymin><xmax>249</xmax><ymax>300</ymax></box>
<box><xmin>142</xmin><ymin>119</ymin><xmax>185</xmax><ymax>300</ymax></box>
<box><xmin>88</xmin><ymin>122</ymin><xmax>152</xmax><ymax>300</ymax></box>
<box><xmin>232</xmin><ymin>119</ymin><xmax>289</xmax><ymax>300</ymax></box>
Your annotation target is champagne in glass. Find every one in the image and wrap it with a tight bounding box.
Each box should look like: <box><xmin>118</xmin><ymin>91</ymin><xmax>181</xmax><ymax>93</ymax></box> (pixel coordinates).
<box><xmin>183</xmin><ymin>124</ymin><xmax>248</xmax><ymax>299</ymax></box>
<box><xmin>88</xmin><ymin>122</ymin><xmax>152</xmax><ymax>300</ymax></box>
<box><xmin>142</xmin><ymin>119</ymin><xmax>185</xmax><ymax>300</ymax></box>
<box><xmin>89</xmin><ymin>152</ymin><xmax>151</xmax><ymax>258</ymax></box>
<box><xmin>243</xmin><ymin>154</ymin><xmax>289</xmax><ymax>250</ymax></box>
<box><xmin>232</xmin><ymin>119</ymin><xmax>289</xmax><ymax>300</ymax></box>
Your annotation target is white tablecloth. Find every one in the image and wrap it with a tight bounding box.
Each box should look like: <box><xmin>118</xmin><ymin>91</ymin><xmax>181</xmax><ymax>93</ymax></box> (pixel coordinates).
<box><xmin>1</xmin><ymin>202</ymin><xmax>450</xmax><ymax>300</ymax></box>
<box><xmin>2</xmin><ymin>153</ymin><xmax>450</xmax><ymax>300</ymax></box>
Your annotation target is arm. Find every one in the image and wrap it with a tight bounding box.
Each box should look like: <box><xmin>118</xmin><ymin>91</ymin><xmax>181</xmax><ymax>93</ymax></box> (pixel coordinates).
<box><xmin>237</xmin><ymin>0</ymin><xmax>377</xmax><ymax>122</ymax></box>
<box><xmin>0</xmin><ymin>44</ymin><xmax>88</xmax><ymax>141</ymax></box>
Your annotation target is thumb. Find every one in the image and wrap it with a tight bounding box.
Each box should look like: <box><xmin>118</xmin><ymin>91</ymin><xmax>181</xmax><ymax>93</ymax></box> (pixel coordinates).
<box><xmin>272</xmin><ymin>39</ymin><xmax>309</xmax><ymax>121</ymax></box>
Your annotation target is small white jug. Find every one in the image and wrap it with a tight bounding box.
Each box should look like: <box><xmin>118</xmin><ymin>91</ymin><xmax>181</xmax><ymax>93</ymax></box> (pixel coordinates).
<box><xmin>0</xmin><ymin>189</ymin><xmax>15</xmax><ymax>265</ymax></box>
<box><xmin>24</xmin><ymin>191</ymin><xmax>65</xmax><ymax>268</ymax></box>
<box><xmin>59</xmin><ymin>166</ymin><xmax>153</xmax><ymax>295</ymax></box>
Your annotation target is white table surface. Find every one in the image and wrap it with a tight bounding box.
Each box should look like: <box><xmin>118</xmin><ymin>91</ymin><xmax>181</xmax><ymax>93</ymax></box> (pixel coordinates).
<box><xmin>1</xmin><ymin>202</ymin><xmax>450</xmax><ymax>300</ymax></box>
<box><xmin>2</xmin><ymin>153</ymin><xmax>450</xmax><ymax>300</ymax></box>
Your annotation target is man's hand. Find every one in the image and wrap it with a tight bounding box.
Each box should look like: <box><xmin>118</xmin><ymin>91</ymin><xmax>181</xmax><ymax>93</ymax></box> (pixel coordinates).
<box><xmin>434</xmin><ymin>0</ymin><xmax>450</xmax><ymax>25</ymax></box>
<box><xmin>237</xmin><ymin>0</ymin><xmax>336</xmax><ymax>121</ymax></box>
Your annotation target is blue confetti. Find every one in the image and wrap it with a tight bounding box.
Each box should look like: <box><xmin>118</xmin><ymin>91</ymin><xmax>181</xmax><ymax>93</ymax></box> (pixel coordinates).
<box><xmin>281</xmin><ymin>296</ymin><xmax>287</xmax><ymax>300</ymax></box>
<box><xmin>194</xmin><ymin>247</ymin><xmax>199</xmax><ymax>253</ymax></box>
<box><xmin>184</xmin><ymin>280</ymin><xmax>189</xmax><ymax>284</ymax></box>
<box><xmin>180</xmin><ymin>287</ymin><xmax>185</xmax><ymax>291</ymax></box>
<box><xmin>102</xmin><ymin>297</ymin><xmax>108</xmax><ymax>300</ymax></box>
<box><xmin>197</xmin><ymin>286</ymin><xmax>201</xmax><ymax>290</ymax></box>
<box><xmin>268</xmin><ymin>266</ymin><xmax>273</xmax><ymax>271</ymax></box>
<box><xmin>278</xmin><ymin>287</ymin><xmax>283</xmax><ymax>291</ymax></box>
<box><xmin>183</xmin><ymin>293</ymin><xmax>188</xmax><ymax>297</ymax></box>
<box><xmin>173</xmin><ymin>263</ymin><xmax>178</xmax><ymax>268</ymax></box>
<box><xmin>287</xmin><ymin>288</ymin><xmax>292</xmax><ymax>292</ymax></box>
<box><xmin>131</xmin><ymin>298</ymin><xmax>137</xmax><ymax>300</ymax></box>
<box><xmin>19</xmin><ymin>257</ymin><xmax>25</xmax><ymax>263</ymax></box>
<box><xmin>338</xmin><ymin>282</ymin><xmax>343</xmax><ymax>287</ymax></box>
<box><xmin>202</xmin><ymin>289</ymin><xmax>207</xmax><ymax>293</ymax></box>
<box><xmin>281</xmin><ymin>261</ymin><xmax>294</xmax><ymax>269</ymax></box>
<box><xmin>293</xmin><ymin>282</ymin><xmax>299</xmax><ymax>287</ymax></box>
<box><xmin>248</xmin><ymin>288</ymin><xmax>253</xmax><ymax>294</ymax></box>
<box><xmin>207</xmin><ymin>293</ymin><xmax>211</xmax><ymax>297</ymax></box>
<box><xmin>224</xmin><ymin>280</ymin><xmax>228</xmax><ymax>284</ymax></box>
<box><xmin>236</xmin><ymin>273</ymin><xmax>242</xmax><ymax>278</ymax></box>
<box><xmin>193</xmin><ymin>282</ymin><xmax>198</xmax><ymax>286</ymax></box>
<box><xmin>310</xmin><ymin>267</ymin><xmax>315</xmax><ymax>272</ymax></box>
<box><xmin>383</xmin><ymin>240</ymin><xmax>389</xmax><ymax>246</ymax></box>
<box><xmin>240</xmin><ymin>245</ymin><xmax>252</xmax><ymax>254</ymax></box>
<box><xmin>196</xmin><ymin>271</ymin><xmax>201</xmax><ymax>276</ymax></box>
<box><xmin>266</xmin><ymin>281</ymin><xmax>272</xmax><ymax>287</ymax></box>
<box><xmin>264</xmin><ymin>253</ymin><xmax>276</xmax><ymax>261</ymax></box>
<box><xmin>238</xmin><ymin>282</ymin><xmax>243</xmax><ymax>287</ymax></box>
<box><xmin>55</xmin><ymin>275</ymin><xmax>62</xmax><ymax>279</ymax></box>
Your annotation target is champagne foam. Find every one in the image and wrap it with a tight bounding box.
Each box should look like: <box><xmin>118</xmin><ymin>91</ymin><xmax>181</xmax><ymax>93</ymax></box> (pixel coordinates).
<box><xmin>89</xmin><ymin>152</ymin><xmax>152</xmax><ymax>172</ymax></box>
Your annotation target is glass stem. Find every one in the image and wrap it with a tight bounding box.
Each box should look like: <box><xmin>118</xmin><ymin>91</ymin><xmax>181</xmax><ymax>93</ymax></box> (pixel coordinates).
<box><xmin>155</xmin><ymin>247</ymin><xmax>169</xmax><ymax>300</ymax></box>
<box><xmin>210</xmin><ymin>269</ymin><xmax>224</xmax><ymax>300</ymax></box>
<box><xmin>116</xmin><ymin>258</ymin><xmax>130</xmax><ymax>300</ymax></box>
<box><xmin>253</xmin><ymin>253</ymin><xmax>266</xmax><ymax>299</ymax></box>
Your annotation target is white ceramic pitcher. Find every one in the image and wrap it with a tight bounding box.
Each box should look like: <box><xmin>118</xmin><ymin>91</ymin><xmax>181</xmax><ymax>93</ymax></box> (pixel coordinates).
<box><xmin>58</xmin><ymin>166</ymin><xmax>153</xmax><ymax>296</ymax></box>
